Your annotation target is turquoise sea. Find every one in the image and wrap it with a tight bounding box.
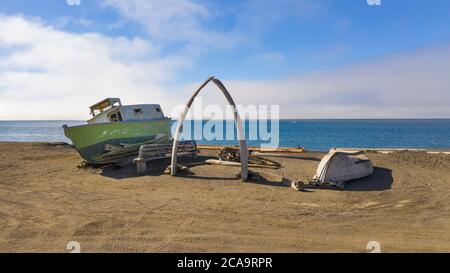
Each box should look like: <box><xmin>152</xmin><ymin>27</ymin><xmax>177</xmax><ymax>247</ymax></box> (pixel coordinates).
<box><xmin>0</xmin><ymin>120</ymin><xmax>449</xmax><ymax>151</ymax></box>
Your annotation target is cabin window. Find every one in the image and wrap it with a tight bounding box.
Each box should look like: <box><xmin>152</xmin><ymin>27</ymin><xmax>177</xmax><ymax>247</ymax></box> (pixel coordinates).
<box><xmin>109</xmin><ymin>111</ymin><xmax>123</xmax><ymax>122</ymax></box>
<box><xmin>155</xmin><ymin>107</ymin><xmax>161</xmax><ymax>112</ymax></box>
<box><xmin>134</xmin><ymin>108</ymin><xmax>143</xmax><ymax>114</ymax></box>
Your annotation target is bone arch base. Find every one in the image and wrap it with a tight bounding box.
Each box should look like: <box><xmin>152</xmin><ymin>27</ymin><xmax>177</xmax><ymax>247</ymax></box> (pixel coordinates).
<box><xmin>170</xmin><ymin>76</ymin><xmax>249</xmax><ymax>181</ymax></box>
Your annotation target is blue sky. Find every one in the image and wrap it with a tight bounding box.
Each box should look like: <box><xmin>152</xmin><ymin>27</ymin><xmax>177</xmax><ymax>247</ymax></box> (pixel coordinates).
<box><xmin>1</xmin><ymin>0</ymin><xmax>450</xmax><ymax>119</ymax></box>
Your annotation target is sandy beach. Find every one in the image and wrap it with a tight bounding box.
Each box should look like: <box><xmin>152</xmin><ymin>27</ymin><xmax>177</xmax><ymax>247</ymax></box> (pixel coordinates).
<box><xmin>0</xmin><ymin>142</ymin><xmax>449</xmax><ymax>252</ymax></box>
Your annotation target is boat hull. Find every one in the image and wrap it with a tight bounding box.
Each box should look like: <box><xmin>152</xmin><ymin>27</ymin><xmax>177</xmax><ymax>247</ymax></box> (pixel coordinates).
<box><xmin>63</xmin><ymin>119</ymin><xmax>171</xmax><ymax>164</ymax></box>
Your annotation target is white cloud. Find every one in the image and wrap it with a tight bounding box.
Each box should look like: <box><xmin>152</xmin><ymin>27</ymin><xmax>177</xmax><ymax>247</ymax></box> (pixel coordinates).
<box><xmin>1</xmin><ymin>4</ymin><xmax>449</xmax><ymax>120</ymax></box>
<box><xmin>101</xmin><ymin>0</ymin><xmax>212</xmax><ymax>42</ymax></box>
<box><xmin>100</xmin><ymin>0</ymin><xmax>324</xmax><ymax>49</ymax></box>
<box><xmin>186</xmin><ymin>45</ymin><xmax>450</xmax><ymax>118</ymax></box>
<box><xmin>53</xmin><ymin>16</ymin><xmax>95</xmax><ymax>29</ymax></box>
<box><xmin>0</xmin><ymin>15</ymin><xmax>188</xmax><ymax>120</ymax></box>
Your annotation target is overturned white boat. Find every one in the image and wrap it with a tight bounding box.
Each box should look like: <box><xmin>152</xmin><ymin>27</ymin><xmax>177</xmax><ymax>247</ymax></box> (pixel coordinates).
<box><xmin>311</xmin><ymin>150</ymin><xmax>374</xmax><ymax>189</ymax></box>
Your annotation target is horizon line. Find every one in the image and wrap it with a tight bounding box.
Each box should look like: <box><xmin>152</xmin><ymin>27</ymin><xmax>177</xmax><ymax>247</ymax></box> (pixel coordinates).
<box><xmin>1</xmin><ymin>118</ymin><xmax>450</xmax><ymax>122</ymax></box>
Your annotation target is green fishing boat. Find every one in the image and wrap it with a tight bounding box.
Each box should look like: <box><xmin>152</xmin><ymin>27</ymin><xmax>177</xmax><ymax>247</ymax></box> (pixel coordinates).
<box><xmin>63</xmin><ymin>98</ymin><xmax>171</xmax><ymax>164</ymax></box>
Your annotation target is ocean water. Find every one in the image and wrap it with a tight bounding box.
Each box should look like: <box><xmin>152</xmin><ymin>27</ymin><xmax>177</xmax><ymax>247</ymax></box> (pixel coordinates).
<box><xmin>0</xmin><ymin>121</ymin><xmax>84</xmax><ymax>143</ymax></box>
<box><xmin>0</xmin><ymin>120</ymin><xmax>449</xmax><ymax>151</ymax></box>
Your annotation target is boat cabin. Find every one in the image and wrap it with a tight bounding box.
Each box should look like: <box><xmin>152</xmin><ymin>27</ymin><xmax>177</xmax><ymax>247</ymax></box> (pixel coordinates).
<box><xmin>87</xmin><ymin>98</ymin><xmax>165</xmax><ymax>124</ymax></box>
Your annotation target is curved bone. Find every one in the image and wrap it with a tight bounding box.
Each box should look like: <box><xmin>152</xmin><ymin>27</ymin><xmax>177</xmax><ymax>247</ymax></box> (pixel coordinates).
<box><xmin>170</xmin><ymin>76</ymin><xmax>248</xmax><ymax>181</ymax></box>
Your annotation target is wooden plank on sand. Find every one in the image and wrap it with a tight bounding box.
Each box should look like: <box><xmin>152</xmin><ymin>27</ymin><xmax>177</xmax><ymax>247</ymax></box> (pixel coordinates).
<box><xmin>198</xmin><ymin>145</ymin><xmax>305</xmax><ymax>153</ymax></box>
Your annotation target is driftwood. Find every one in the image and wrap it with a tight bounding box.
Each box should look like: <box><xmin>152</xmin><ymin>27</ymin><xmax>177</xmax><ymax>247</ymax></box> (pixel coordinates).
<box><xmin>164</xmin><ymin>164</ymin><xmax>194</xmax><ymax>175</ymax></box>
<box><xmin>198</xmin><ymin>145</ymin><xmax>305</xmax><ymax>153</ymax></box>
<box><xmin>205</xmin><ymin>159</ymin><xmax>279</xmax><ymax>169</ymax></box>
<box><xmin>216</xmin><ymin>146</ymin><xmax>282</xmax><ymax>169</ymax></box>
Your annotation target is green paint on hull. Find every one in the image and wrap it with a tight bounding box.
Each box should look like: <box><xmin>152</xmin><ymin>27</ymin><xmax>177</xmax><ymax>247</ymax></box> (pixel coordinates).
<box><xmin>64</xmin><ymin>119</ymin><xmax>171</xmax><ymax>163</ymax></box>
